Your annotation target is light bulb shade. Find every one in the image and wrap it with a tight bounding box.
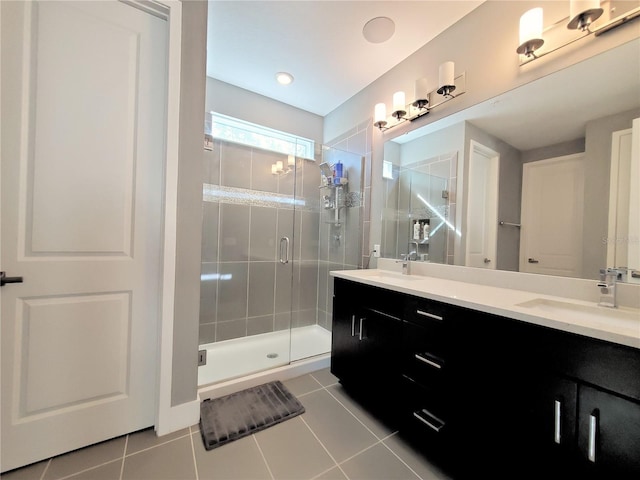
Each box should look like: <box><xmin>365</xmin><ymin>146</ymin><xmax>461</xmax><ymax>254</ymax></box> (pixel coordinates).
<box><xmin>271</xmin><ymin>164</ymin><xmax>278</xmax><ymax>175</ymax></box>
<box><xmin>392</xmin><ymin>91</ymin><xmax>406</xmax><ymax>112</ymax></box>
<box><xmin>568</xmin><ymin>0</ymin><xmax>603</xmax><ymax>30</ymax></box>
<box><xmin>437</xmin><ymin>61</ymin><xmax>456</xmax><ymax>95</ymax></box>
<box><xmin>414</xmin><ymin>78</ymin><xmax>430</xmax><ymax>103</ymax></box>
<box><xmin>287</xmin><ymin>155</ymin><xmax>295</xmax><ymax>166</ymax></box>
<box><xmin>374</xmin><ymin>103</ymin><xmax>386</xmax><ymax>122</ymax></box>
<box><xmin>276</xmin><ymin>161</ymin><xmax>284</xmax><ymax>172</ymax></box>
<box><xmin>517</xmin><ymin>8</ymin><xmax>544</xmax><ymax>56</ymax></box>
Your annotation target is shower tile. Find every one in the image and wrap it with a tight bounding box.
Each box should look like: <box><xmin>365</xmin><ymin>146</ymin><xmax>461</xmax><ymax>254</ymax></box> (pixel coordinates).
<box><xmin>216</xmin><ymin>318</ymin><xmax>247</xmax><ymax>342</ymax></box>
<box><xmin>297</xmin><ymin>262</ymin><xmax>319</xmax><ymax>310</ymax></box>
<box><xmin>220</xmin><ymin>141</ymin><xmax>251</xmax><ymax>189</ymax></box>
<box><xmin>344</xmin><ymin>213</ymin><xmax>361</xmax><ymax>268</ymax></box>
<box><xmin>319</xmin><ymin>220</ymin><xmax>330</xmax><ymax>261</ymax></box>
<box><xmin>193</xmin><ymin>433</ymin><xmax>271</xmax><ymax>480</ymax></box>
<box><xmin>219</xmin><ymin>203</ymin><xmax>250</xmax><ymax>261</ymax></box>
<box><xmin>347</xmin><ymin>130</ymin><xmax>366</xmax><ymax>156</ymax></box>
<box><xmin>254</xmin><ymin>417</ymin><xmax>335</xmax><ymax>480</ymax></box>
<box><xmin>203</xmin><ymin>142</ymin><xmax>221</xmax><ymax>185</ymax></box>
<box><xmin>201</xmin><ymin>201</ymin><xmax>219</xmax><ymax>263</ymax></box>
<box><xmin>340</xmin><ymin>443</ymin><xmax>420</xmax><ymax>480</ymax></box>
<box><xmin>274</xmin><ymin>262</ymin><xmax>293</xmax><ymax>314</ymax></box>
<box><xmin>251</xmin><ymin>149</ymin><xmax>280</xmax><ymax>193</ymax></box>
<box><xmin>317</xmin><ymin>263</ymin><xmax>329</xmax><ymax>314</ymax></box>
<box><xmin>216</xmin><ymin>262</ymin><xmax>248</xmax><ymax>322</ymax></box>
<box><xmin>297</xmin><ymin>389</ymin><xmax>377</xmax><ymax>463</ymax></box>
<box><xmin>121</xmin><ymin>436</ymin><xmax>196</xmax><ymax>480</ymax></box>
<box><xmin>364</xmin><ymin>153</ymin><xmax>372</xmax><ymax>189</ymax></box>
<box><xmin>277</xmin><ymin>166</ymin><xmax>294</xmax><ymax>196</ymax></box>
<box><xmin>364</xmin><ymin>185</ymin><xmax>371</xmax><ymax>222</ymax></box>
<box><xmin>249</xmin><ymin>206</ymin><xmax>277</xmax><ymax>261</ymax></box>
<box><xmin>199</xmin><ymin>323</ymin><xmax>215</xmax><ymax>345</ymax></box>
<box><xmin>277</xmin><ymin>208</ymin><xmax>294</xmax><ymax>240</ymax></box>
<box><xmin>328</xmin><ymin>229</ymin><xmax>345</xmax><ymax>265</ymax></box>
<box><xmin>199</xmin><ymin>262</ymin><xmax>218</xmax><ymax>324</ymax></box>
<box><xmin>274</xmin><ymin>312</ymin><xmax>291</xmax><ymax>331</ymax></box>
<box><xmin>247</xmin><ymin>262</ymin><xmax>276</xmax><ymax>318</ymax></box>
<box><xmin>301</xmin><ymin>158</ymin><xmax>321</xmax><ymax>200</ymax></box>
<box><xmin>429</xmin><ymin>160</ymin><xmax>450</xmax><ymax>179</ymax></box>
<box><xmin>293</xmin><ymin>309</ymin><xmax>316</xmax><ymax>328</ymax></box>
<box><xmin>247</xmin><ymin>315</ymin><xmax>274</xmax><ymax>336</ymax></box>
<box><xmin>299</xmin><ymin>211</ymin><xmax>320</xmax><ymax>261</ymax></box>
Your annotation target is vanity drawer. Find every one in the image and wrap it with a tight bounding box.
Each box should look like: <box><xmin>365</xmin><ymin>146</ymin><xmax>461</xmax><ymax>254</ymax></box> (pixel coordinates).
<box><xmin>403</xmin><ymin>313</ymin><xmax>449</xmax><ymax>358</ymax></box>
<box><xmin>401</xmin><ymin>375</ymin><xmax>451</xmax><ymax>438</ymax></box>
<box><xmin>405</xmin><ymin>297</ymin><xmax>448</xmax><ymax>327</ymax></box>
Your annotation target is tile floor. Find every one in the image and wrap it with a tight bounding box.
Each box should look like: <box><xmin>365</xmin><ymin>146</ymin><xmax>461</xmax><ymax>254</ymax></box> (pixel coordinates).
<box><xmin>2</xmin><ymin>368</ymin><xmax>453</xmax><ymax>480</ymax></box>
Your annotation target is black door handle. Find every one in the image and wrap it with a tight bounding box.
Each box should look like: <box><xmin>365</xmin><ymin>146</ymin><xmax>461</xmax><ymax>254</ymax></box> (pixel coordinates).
<box><xmin>1</xmin><ymin>271</ymin><xmax>24</xmax><ymax>286</ymax></box>
<box><xmin>528</xmin><ymin>258</ymin><xmax>539</xmax><ymax>264</ymax></box>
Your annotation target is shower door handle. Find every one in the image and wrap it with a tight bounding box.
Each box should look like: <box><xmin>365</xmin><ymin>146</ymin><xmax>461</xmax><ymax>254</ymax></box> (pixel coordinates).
<box><xmin>279</xmin><ymin>237</ymin><xmax>290</xmax><ymax>264</ymax></box>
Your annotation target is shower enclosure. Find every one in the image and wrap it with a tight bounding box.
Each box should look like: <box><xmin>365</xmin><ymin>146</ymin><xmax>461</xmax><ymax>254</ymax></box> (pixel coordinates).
<box><xmin>198</xmin><ymin>134</ymin><xmax>364</xmax><ymax>387</ymax></box>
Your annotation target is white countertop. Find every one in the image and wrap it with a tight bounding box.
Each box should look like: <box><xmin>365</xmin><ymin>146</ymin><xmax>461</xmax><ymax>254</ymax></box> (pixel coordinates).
<box><xmin>331</xmin><ymin>268</ymin><xmax>640</xmax><ymax>350</ymax></box>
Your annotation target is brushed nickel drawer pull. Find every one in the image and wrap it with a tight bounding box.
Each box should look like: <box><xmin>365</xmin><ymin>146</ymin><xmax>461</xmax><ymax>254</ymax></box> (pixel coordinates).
<box><xmin>588</xmin><ymin>411</ymin><xmax>598</xmax><ymax>463</ymax></box>
<box><xmin>415</xmin><ymin>353</ymin><xmax>442</xmax><ymax>369</ymax></box>
<box><xmin>413</xmin><ymin>409</ymin><xmax>445</xmax><ymax>432</ymax></box>
<box><xmin>351</xmin><ymin>315</ymin><xmax>356</xmax><ymax>337</ymax></box>
<box><xmin>416</xmin><ymin>310</ymin><xmax>443</xmax><ymax>321</ymax></box>
<box><xmin>554</xmin><ymin>400</ymin><xmax>561</xmax><ymax>444</ymax></box>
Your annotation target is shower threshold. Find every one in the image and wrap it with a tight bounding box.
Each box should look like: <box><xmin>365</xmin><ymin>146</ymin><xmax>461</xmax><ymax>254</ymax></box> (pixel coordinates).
<box><xmin>197</xmin><ymin>324</ymin><xmax>331</xmax><ymax>388</ymax></box>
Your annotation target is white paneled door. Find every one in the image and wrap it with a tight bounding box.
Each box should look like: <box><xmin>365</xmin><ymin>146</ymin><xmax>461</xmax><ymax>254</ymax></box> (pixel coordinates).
<box><xmin>1</xmin><ymin>1</ymin><xmax>167</xmax><ymax>471</ymax></box>
<box><xmin>520</xmin><ymin>154</ymin><xmax>585</xmax><ymax>278</ymax></box>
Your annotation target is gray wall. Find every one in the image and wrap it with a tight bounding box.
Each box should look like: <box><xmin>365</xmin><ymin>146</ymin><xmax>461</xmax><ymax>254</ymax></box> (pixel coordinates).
<box><xmin>206</xmin><ymin>77</ymin><xmax>324</xmax><ymax>145</ymax></box>
<box><xmin>172</xmin><ymin>0</ymin><xmax>207</xmax><ymax>407</ymax></box>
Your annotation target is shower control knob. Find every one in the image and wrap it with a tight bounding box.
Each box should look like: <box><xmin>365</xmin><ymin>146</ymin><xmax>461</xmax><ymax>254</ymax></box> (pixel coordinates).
<box><xmin>0</xmin><ymin>271</ymin><xmax>24</xmax><ymax>287</ymax></box>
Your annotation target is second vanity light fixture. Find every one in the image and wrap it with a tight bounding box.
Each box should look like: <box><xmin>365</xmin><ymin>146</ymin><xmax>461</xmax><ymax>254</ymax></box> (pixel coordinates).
<box><xmin>271</xmin><ymin>155</ymin><xmax>295</xmax><ymax>175</ymax></box>
<box><xmin>517</xmin><ymin>0</ymin><xmax>640</xmax><ymax>65</ymax></box>
<box><xmin>374</xmin><ymin>61</ymin><xmax>466</xmax><ymax>131</ymax></box>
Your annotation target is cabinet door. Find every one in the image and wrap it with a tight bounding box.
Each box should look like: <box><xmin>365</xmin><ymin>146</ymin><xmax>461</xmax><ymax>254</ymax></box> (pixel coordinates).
<box><xmin>359</xmin><ymin>307</ymin><xmax>402</xmax><ymax>385</ymax></box>
<box><xmin>330</xmin><ymin>291</ymin><xmax>361</xmax><ymax>384</ymax></box>
<box><xmin>578</xmin><ymin>385</ymin><xmax>640</xmax><ymax>478</ymax></box>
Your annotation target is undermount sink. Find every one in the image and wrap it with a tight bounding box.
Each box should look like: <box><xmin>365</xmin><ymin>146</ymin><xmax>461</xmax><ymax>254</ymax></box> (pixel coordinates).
<box><xmin>516</xmin><ymin>298</ymin><xmax>640</xmax><ymax>331</ymax></box>
<box><xmin>356</xmin><ymin>269</ymin><xmax>424</xmax><ymax>281</ymax></box>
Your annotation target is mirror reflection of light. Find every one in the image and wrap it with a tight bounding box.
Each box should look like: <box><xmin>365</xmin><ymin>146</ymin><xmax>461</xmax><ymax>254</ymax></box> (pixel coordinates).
<box><xmin>201</xmin><ymin>273</ymin><xmax>233</xmax><ymax>281</ymax></box>
<box><xmin>203</xmin><ymin>185</ymin><xmax>305</xmax><ymax>207</ymax></box>
<box><xmin>416</xmin><ymin>193</ymin><xmax>461</xmax><ymax>237</ymax></box>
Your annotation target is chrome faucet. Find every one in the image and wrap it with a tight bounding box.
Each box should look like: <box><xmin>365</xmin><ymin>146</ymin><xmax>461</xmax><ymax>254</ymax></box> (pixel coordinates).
<box><xmin>597</xmin><ymin>268</ymin><xmax>621</xmax><ymax>308</ymax></box>
<box><xmin>396</xmin><ymin>253</ymin><xmax>411</xmax><ymax>275</ymax></box>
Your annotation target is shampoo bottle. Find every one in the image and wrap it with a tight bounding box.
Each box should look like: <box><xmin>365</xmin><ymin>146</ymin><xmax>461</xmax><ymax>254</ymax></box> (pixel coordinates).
<box><xmin>413</xmin><ymin>221</ymin><xmax>420</xmax><ymax>240</ymax></box>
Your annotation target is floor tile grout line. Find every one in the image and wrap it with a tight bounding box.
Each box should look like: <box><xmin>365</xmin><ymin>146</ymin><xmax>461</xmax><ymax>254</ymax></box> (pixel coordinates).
<box><xmin>380</xmin><ymin>436</ymin><xmax>425</xmax><ymax>480</ymax></box>
<box><xmin>323</xmin><ymin>386</ymin><xmax>386</xmax><ymax>441</ymax></box>
<box><xmin>299</xmin><ymin>416</ymin><xmax>350</xmax><ymax>480</ymax></box>
<box><xmin>252</xmin><ymin>434</ymin><xmax>275</xmax><ymax>480</ymax></box>
<box><xmin>188</xmin><ymin>428</ymin><xmax>200</xmax><ymax>480</ymax></box>
<box><xmin>54</xmin><ymin>458</ymin><xmax>124</xmax><ymax>480</ymax></box>
<box><xmin>123</xmin><ymin>431</ymin><xmax>193</xmax><ymax>459</ymax></box>
<box><xmin>119</xmin><ymin>435</ymin><xmax>129</xmax><ymax>480</ymax></box>
<box><xmin>295</xmin><ymin>385</ymin><xmax>326</xmax><ymax>398</ymax></box>
<box><xmin>38</xmin><ymin>458</ymin><xmax>52</xmax><ymax>480</ymax></box>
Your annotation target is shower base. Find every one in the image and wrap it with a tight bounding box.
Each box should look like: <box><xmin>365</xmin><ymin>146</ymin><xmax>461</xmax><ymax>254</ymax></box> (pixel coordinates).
<box><xmin>197</xmin><ymin>324</ymin><xmax>331</xmax><ymax>388</ymax></box>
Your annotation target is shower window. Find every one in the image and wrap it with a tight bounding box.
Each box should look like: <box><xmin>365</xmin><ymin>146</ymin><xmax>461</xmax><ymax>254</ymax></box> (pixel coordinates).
<box><xmin>206</xmin><ymin>111</ymin><xmax>314</xmax><ymax>159</ymax></box>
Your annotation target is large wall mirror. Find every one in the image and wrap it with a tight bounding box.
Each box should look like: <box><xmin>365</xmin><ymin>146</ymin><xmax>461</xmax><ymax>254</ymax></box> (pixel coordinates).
<box><xmin>381</xmin><ymin>38</ymin><xmax>640</xmax><ymax>282</ymax></box>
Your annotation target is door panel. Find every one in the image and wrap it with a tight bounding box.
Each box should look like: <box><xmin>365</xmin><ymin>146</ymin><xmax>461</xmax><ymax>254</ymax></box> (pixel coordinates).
<box><xmin>1</xmin><ymin>1</ymin><xmax>167</xmax><ymax>471</ymax></box>
<box><xmin>520</xmin><ymin>154</ymin><xmax>584</xmax><ymax>277</ymax></box>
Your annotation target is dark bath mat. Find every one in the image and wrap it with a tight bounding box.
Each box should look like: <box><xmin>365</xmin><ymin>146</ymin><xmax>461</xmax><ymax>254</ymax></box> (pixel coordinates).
<box><xmin>200</xmin><ymin>380</ymin><xmax>305</xmax><ymax>450</ymax></box>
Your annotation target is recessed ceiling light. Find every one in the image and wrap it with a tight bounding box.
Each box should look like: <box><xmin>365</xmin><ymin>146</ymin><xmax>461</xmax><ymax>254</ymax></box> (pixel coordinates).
<box><xmin>276</xmin><ymin>72</ymin><xmax>294</xmax><ymax>85</ymax></box>
<box><xmin>363</xmin><ymin>16</ymin><xmax>395</xmax><ymax>44</ymax></box>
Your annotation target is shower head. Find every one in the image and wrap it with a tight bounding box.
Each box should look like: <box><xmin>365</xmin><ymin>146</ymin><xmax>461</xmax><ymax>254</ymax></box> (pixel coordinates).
<box><xmin>318</xmin><ymin>162</ymin><xmax>333</xmax><ymax>177</ymax></box>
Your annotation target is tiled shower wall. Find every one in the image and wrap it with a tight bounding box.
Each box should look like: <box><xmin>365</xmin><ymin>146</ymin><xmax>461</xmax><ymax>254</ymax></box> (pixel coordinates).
<box><xmin>317</xmin><ymin>120</ymin><xmax>371</xmax><ymax>329</ymax></box>
<box><xmin>199</xmin><ymin>140</ymin><xmax>323</xmax><ymax>345</ymax></box>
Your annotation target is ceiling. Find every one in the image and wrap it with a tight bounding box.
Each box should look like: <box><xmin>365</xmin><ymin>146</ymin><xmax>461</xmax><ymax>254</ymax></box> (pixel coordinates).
<box><xmin>206</xmin><ymin>1</ymin><xmax>484</xmax><ymax>117</ymax></box>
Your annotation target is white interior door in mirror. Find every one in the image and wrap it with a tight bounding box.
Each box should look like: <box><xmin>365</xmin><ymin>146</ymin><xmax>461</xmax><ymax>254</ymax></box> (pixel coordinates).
<box><xmin>520</xmin><ymin>154</ymin><xmax>585</xmax><ymax>278</ymax></box>
<box><xmin>0</xmin><ymin>1</ymin><xmax>167</xmax><ymax>471</ymax></box>
<box><xmin>466</xmin><ymin>141</ymin><xmax>499</xmax><ymax>269</ymax></box>
<box><xmin>608</xmin><ymin>118</ymin><xmax>640</xmax><ymax>283</ymax></box>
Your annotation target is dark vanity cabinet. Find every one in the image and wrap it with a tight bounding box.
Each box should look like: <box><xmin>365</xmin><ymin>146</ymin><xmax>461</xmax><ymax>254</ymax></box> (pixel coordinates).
<box><xmin>331</xmin><ymin>278</ymin><xmax>404</xmax><ymax>402</ymax></box>
<box><xmin>331</xmin><ymin>277</ymin><xmax>640</xmax><ymax>478</ymax></box>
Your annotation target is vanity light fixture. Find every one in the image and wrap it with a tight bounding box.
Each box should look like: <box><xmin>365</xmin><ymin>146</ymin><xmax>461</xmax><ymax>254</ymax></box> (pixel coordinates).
<box><xmin>373</xmin><ymin>61</ymin><xmax>466</xmax><ymax>132</ymax></box>
<box><xmin>517</xmin><ymin>1</ymin><xmax>640</xmax><ymax>65</ymax></box>
<box><xmin>271</xmin><ymin>155</ymin><xmax>295</xmax><ymax>175</ymax></box>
